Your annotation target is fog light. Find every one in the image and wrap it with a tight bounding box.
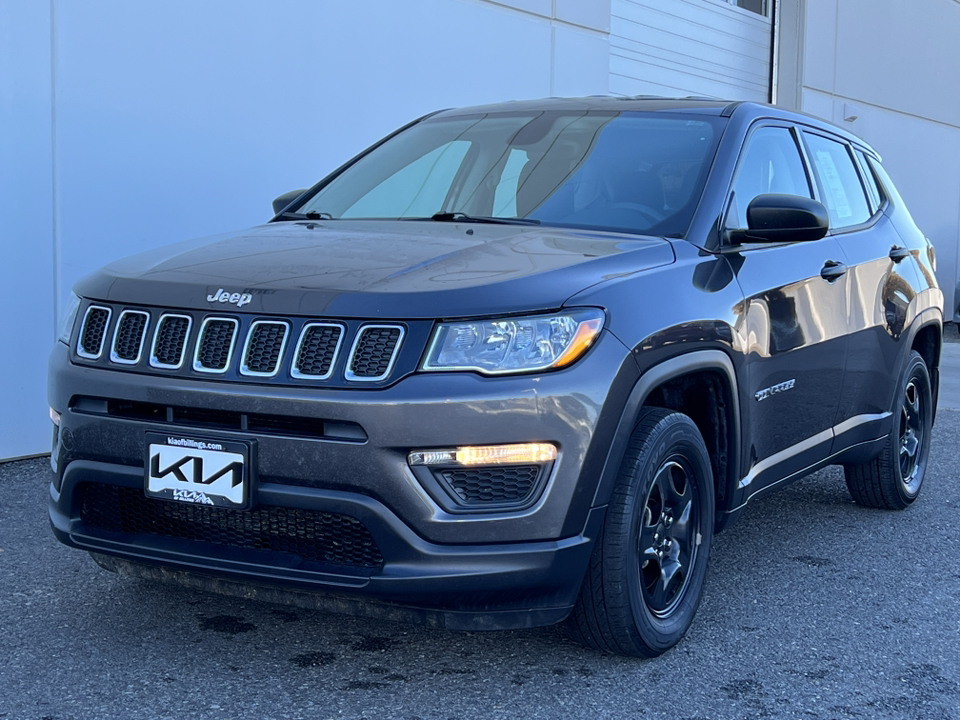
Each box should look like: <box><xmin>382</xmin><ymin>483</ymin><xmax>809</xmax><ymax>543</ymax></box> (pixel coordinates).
<box><xmin>408</xmin><ymin>443</ymin><xmax>557</xmax><ymax>467</ymax></box>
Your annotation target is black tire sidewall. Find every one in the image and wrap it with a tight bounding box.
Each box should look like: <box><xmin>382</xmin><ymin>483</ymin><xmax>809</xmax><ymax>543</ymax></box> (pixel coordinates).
<box><xmin>894</xmin><ymin>352</ymin><xmax>933</xmax><ymax>504</ymax></box>
<box><xmin>613</xmin><ymin>412</ymin><xmax>715</xmax><ymax>654</ymax></box>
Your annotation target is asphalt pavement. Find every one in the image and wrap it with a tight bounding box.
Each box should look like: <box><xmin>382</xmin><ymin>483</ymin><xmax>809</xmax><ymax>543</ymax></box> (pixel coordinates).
<box><xmin>1</xmin><ymin>345</ymin><xmax>958</xmax><ymax>720</ymax></box>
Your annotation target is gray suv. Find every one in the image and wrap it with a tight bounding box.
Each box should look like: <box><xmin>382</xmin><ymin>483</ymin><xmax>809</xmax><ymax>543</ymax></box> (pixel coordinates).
<box><xmin>49</xmin><ymin>97</ymin><xmax>943</xmax><ymax>657</ymax></box>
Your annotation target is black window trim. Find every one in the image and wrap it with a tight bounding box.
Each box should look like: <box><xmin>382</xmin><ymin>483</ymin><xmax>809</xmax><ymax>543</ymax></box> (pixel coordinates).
<box><xmin>851</xmin><ymin>146</ymin><xmax>887</xmax><ymax>215</ymax></box>
<box><xmin>720</xmin><ymin>119</ymin><xmax>818</xmax><ymax>247</ymax></box>
<box><xmin>796</xmin><ymin>127</ymin><xmax>882</xmax><ymax>237</ymax></box>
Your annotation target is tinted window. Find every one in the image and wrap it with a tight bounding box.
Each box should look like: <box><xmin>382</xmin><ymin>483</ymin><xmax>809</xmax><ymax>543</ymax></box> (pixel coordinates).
<box><xmin>298</xmin><ymin>111</ymin><xmax>724</xmax><ymax>237</ymax></box>
<box><xmin>342</xmin><ymin>141</ymin><xmax>470</xmax><ymax>218</ymax></box>
<box><xmin>854</xmin><ymin>149</ymin><xmax>883</xmax><ymax>212</ymax></box>
<box><xmin>804</xmin><ymin>133</ymin><xmax>871</xmax><ymax>228</ymax></box>
<box><xmin>730</xmin><ymin>126</ymin><xmax>812</xmax><ymax>228</ymax></box>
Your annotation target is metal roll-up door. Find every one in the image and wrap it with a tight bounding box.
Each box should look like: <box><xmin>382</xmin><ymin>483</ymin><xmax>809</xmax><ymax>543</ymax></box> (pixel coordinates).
<box><xmin>611</xmin><ymin>0</ymin><xmax>772</xmax><ymax>102</ymax></box>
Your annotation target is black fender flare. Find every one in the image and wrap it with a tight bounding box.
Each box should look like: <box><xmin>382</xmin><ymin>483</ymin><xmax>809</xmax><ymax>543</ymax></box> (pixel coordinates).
<box><xmin>901</xmin><ymin>305</ymin><xmax>943</xmax><ymax>424</ymax></box>
<box><xmin>589</xmin><ymin>349</ymin><xmax>741</xmax><ymax>511</ymax></box>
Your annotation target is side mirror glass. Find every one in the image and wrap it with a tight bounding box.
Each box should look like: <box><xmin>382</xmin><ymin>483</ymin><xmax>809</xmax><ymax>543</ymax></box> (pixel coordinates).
<box><xmin>726</xmin><ymin>194</ymin><xmax>829</xmax><ymax>244</ymax></box>
<box><xmin>272</xmin><ymin>188</ymin><xmax>308</xmax><ymax>216</ymax></box>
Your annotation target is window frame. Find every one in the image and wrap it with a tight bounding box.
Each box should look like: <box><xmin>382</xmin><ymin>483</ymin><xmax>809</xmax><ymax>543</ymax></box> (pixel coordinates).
<box><xmin>852</xmin><ymin>147</ymin><xmax>886</xmax><ymax>215</ymax></box>
<box><xmin>721</xmin><ymin>120</ymin><xmax>818</xmax><ymax>243</ymax></box>
<box><xmin>798</xmin><ymin>128</ymin><xmax>880</xmax><ymax>236</ymax></box>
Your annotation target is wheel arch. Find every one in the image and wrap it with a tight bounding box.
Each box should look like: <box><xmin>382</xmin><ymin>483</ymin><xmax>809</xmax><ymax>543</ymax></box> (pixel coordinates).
<box><xmin>905</xmin><ymin>307</ymin><xmax>942</xmax><ymax>424</ymax></box>
<box><xmin>590</xmin><ymin>350</ymin><xmax>741</xmax><ymax>533</ymax></box>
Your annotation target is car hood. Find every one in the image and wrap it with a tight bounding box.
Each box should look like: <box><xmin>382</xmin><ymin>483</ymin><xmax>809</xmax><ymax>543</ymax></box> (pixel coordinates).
<box><xmin>76</xmin><ymin>220</ymin><xmax>675</xmax><ymax>318</ymax></box>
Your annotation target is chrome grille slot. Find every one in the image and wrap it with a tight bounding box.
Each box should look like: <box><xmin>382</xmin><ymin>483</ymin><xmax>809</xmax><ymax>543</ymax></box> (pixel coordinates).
<box><xmin>77</xmin><ymin>306</ymin><xmax>112</xmax><ymax>359</ymax></box>
<box><xmin>241</xmin><ymin>320</ymin><xmax>289</xmax><ymax>377</ymax></box>
<box><xmin>346</xmin><ymin>325</ymin><xmax>404</xmax><ymax>381</ymax></box>
<box><xmin>150</xmin><ymin>314</ymin><xmax>192</xmax><ymax>369</ymax></box>
<box><xmin>292</xmin><ymin>323</ymin><xmax>344</xmax><ymax>379</ymax></box>
<box><xmin>110</xmin><ymin>310</ymin><xmax>149</xmax><ymax>364</ymax></box>
<box><xmin>194</xmin><ymin>317</ymin><xmax>239</xmax><ymax>373</ymax></box>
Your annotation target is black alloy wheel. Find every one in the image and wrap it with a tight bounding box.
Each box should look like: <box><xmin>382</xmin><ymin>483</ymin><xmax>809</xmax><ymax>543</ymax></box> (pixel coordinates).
<box><xmin>637</xmin><ymin>459</ymin><xmax>699</xmax><ymax>618</ymax></box>
<box><xmin>898</xmin><ymin>374</ymin><xmax>926</xmax><ymax>496</ymax></box>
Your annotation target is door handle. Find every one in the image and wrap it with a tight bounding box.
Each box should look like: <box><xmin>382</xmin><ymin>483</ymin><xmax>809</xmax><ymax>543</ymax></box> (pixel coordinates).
<box><xmin>820</xmin><ymin>260</ymin><xmax>847</xmax><ymax>282</ymax></box>
<box><xmin>889</xmin><ymin>245</ymin><xmax>911</xmax><ymax>262</ymax></box>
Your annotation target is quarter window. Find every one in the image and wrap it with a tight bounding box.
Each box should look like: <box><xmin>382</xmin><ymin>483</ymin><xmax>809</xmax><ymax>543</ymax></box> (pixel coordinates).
<box><xmin>730</xmin><ymin>126</ymin><xmax>812</xmax><ymax>229</ymax></box>
<box><xmin>854</xmin><ymin>149</ymin><xmax>883</xmax><ymax>212</ymax></box>
<box><xmin>803</xmin><ymin>133</ymin><xmax>871</xmax><ymax>229</ymax></box>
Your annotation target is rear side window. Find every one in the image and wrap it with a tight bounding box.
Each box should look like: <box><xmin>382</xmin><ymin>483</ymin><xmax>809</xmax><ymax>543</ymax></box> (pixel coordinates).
<box><xmin>803</xmin><ymin>133</ymin><xmax>871</xmax><ymax>229</ymax></box>
<box><xmin>854</xmin><ymin>149</ymin><xmax>883</xmax><ymax>211</ymax></box>
<box><xmin>730</xmin><ymin>126</ymin><xmax>812</xmax><ymax>228</ymax></box>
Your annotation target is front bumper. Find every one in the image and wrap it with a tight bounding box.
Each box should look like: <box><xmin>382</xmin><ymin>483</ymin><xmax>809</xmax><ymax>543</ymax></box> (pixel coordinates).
<box><xmin>48</xmin><ymin>332</ymin><xmax>637</xmax><ymax>625</ymax></box>
<box><xmin>51</xmin><ymin>459</ymin><xmax>605</xmax><ymax>629</ymax></box>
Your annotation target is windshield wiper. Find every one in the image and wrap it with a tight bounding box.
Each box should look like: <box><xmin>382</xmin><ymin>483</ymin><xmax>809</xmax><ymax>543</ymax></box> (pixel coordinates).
<box><xmin>427</xmin><ymin>211</ymin><xmax>541</xmax><ymax>226</ymax></box>
<box><xmin>277</xmin><ymin>210</ymin><xmax>334</xmax><ymax>220</ymax></box>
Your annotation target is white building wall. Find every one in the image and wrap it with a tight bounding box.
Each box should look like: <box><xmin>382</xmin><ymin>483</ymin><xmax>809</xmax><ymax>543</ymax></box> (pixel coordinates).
<box><xmin>611</xmin><ymin>0</ymin><xmax>771</xmax><ymax>101</ymax></box>
<box><xmin>781</xmin><ymin>0</ymin><xmax>960</xmax><ymax>322</ymax></box>
<box><xmin>0</xmin><ymin>0</ymin><xmax>611</xmax><ymax>461</ymax></box>
<box><xmin>0</xmin><ymin>1</ymin><xmax>55</xmax><ymax>461</ymax></box>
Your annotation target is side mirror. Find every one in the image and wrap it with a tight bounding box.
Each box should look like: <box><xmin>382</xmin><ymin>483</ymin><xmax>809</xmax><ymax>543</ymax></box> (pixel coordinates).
<box><xmin>272</xmin><ymin>188</ymin><xmax>308</xmax><ymax>215</ymax></box>
<box><xmin>727</xmin><ymin>194</ymin><xmax>829</xmax><ymax>244</ymax></box>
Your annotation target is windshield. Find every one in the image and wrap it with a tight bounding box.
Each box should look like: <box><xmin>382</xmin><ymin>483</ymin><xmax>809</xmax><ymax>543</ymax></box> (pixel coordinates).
<box><xmin>296</xmin><ymin>110</ymin><xmax>725</xmax><ymax>236</ymax></box>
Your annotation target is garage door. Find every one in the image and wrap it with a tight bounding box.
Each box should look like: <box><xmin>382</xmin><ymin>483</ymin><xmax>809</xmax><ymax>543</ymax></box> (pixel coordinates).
<box><xmin>610</xmin><ymin>0</ymin><xmax>772</xmax><ymax>102</ymax></box>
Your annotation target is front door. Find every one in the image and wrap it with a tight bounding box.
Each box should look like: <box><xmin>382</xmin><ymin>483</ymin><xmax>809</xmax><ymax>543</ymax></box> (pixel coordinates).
<box><xmin>725</xmin><ymin>124</ymin><xmax>849</xmax><ymax>495</ymax></box>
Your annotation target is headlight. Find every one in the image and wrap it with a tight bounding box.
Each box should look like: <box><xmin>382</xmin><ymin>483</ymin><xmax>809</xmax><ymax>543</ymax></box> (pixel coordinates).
<box><xmin>57</xmin><ymin>293</ymin><xmax>81</xmax><ymax>345</ymax></box>
<box><xmin>422</xmin><ymin>309</ymin><xmax>604</xmax><ymax>375</ymax></box>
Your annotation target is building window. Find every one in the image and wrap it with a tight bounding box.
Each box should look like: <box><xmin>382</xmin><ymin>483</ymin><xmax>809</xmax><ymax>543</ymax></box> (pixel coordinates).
<box><xmin>733</xmin><ymin>0</ymin><xmax>768</xmax><ymax>16</ymax></box>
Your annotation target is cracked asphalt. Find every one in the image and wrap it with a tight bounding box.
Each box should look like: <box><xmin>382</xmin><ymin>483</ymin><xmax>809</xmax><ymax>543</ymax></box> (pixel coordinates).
<box><xmin>1</xmin><ymin>412</ymin><xmax>958</xmax><ymax>720</ymax></box>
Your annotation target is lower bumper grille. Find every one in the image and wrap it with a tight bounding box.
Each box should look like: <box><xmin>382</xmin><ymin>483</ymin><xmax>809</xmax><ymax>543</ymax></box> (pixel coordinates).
<box><xmin>79</xmin><ymin>483</ymin><xmax>384</xmax><ymax>571</ymax></box>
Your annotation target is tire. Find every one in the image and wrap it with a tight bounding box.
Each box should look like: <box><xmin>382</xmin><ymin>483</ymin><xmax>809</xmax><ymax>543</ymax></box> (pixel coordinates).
<box><xmin>844</xmin><ymin>350</ymin><xmax>933</xmax><ymax>510</ymax></box>
<box><xmin>569</xmin><ymin>408</ymin><xmax>715</xmax><ymax>657</ymax></box>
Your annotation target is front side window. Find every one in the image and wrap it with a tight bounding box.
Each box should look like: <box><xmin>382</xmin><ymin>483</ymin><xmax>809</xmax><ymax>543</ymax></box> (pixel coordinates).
<box><xmin>729</xmin><ymin>126</ymin><xmax>812</xmax><ymax>229</ymax></box>
<box><xmin>803</xmin><ymin>133</ymin><xmax>872</xmax><ymax>229</ymax></box>
<box><xmin>297</xmin><ymin>111</ymin><xmax>725</xmax><ymax>237</ymax></box>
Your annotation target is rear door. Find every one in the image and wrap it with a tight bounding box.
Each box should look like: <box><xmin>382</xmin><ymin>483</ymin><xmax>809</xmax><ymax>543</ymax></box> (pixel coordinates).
<box><xmin>800</xmin><ymin>132</ymin><xmax>923</xmax><ymax>450</ymax></box>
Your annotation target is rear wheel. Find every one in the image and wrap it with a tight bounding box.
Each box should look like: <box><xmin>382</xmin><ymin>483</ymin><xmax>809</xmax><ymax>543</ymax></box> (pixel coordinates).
<box><xmin>844</xmin><ymin>350</ymin><xmax>933</xmax><ymax>509</ymax></box>
<box><xmin>570</xmin><ymin>408</ymin><xmax>714</xmax><ymax>657</ymax></box>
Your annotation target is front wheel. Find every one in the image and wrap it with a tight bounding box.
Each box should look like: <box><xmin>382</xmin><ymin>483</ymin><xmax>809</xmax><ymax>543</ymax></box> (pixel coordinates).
<box><xmin>569</xmin><ymin>408</ymin><xmax>715</xmax><ymax>657</ymax></box>
<box><xmin>844</xmin><ymin>350</ymin><xmax>933</xmax><ymax>509</ymax></box>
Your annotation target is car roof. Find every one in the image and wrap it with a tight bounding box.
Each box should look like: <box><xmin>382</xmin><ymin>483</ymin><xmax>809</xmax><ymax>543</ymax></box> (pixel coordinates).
<box><xmin>431</xmin><ymin>96</ymin><xmax>879</xmax><ymax>157</ymax></box>
<box><xmin>433</xmin><ymin>95</ymin><xmax>735</xmax><ymax>117</ymax></box>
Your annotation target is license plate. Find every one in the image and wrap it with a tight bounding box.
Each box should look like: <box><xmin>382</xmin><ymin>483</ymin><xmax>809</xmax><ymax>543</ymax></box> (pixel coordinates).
<box><xmin>145</xmin><ymin>433</ymin><xmax>250</xmax><ymax>508</ymax></box>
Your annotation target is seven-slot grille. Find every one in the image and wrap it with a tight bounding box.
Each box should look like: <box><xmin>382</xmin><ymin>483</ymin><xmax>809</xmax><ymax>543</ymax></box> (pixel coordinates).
<box><xmin>74</xmin><ymin>305</ymin><xmax>406</xmax><ymax>384</ymax></box>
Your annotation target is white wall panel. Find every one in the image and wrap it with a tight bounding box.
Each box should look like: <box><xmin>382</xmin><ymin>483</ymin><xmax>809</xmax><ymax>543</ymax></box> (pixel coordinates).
<box><xmin>1</xmin><ymin>0</ymin><xmax>611</xmax><ymax>459</ymax></box>
<box><xmin>0</xmin><ymin>0</ymin><xmax>55</xmax><ymax>460</ymax></box>
<box><xmin>799</xmin><ymin>0</ymin><xmax>960</xmax><ymax>321</ymax></box>
<box><xmin>553</xmin><ymin>24</ymin><xmax>612</xmax><ymax>96</ymax></box>
<box><xmin>611</xmin><ymin>0</ymin><xmax>770</xmax><ymax>101</ymax></box>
